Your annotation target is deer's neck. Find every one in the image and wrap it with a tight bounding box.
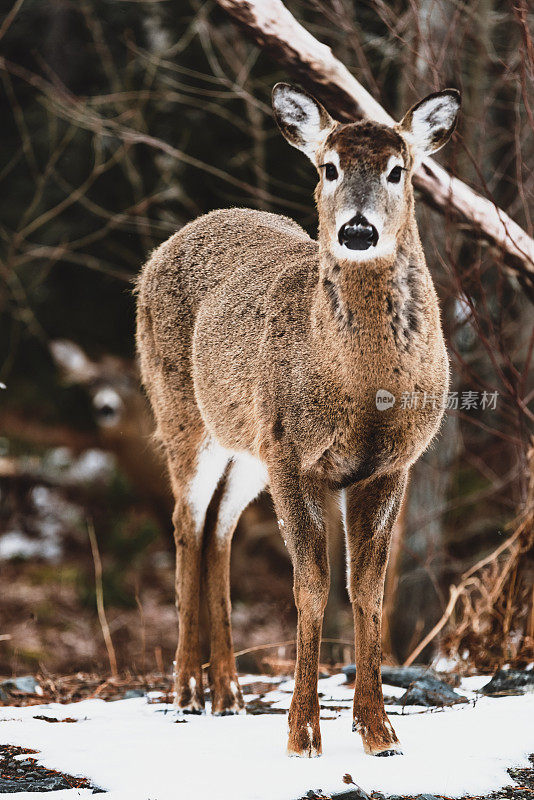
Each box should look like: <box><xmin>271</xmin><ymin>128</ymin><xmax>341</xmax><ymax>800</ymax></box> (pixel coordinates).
<box><xmin>313</xmin><ymin>222</ymin><xmax>430</xmax><ymax>371</ymax></box>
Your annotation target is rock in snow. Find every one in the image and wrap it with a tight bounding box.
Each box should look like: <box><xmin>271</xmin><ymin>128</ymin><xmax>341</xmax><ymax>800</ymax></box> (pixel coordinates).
<box><xmin>342</xmin><ymin>664</ymin><xmax>459</xmax><ymax>689</ymax></box>
<box><xmin>341</xmin><ymin>665</ymin><xmax>467</xmax><ymax>707</ymax></box>
<box><xmin>481</xmin><ymin>669</ymin><xmax>534</xmax><ymax>697</ymax></box>
<box><xmin>395</xmin><ymin>675</ymin><xmax>468</xmax><ymax>707</ymax></box>
<box><xmin>0</xmin><ymin>675</ymin><xmax>41</xmax><ymax>698</ymax></box>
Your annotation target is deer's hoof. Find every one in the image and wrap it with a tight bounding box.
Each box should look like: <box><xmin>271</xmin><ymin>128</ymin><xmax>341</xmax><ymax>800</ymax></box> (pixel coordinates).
<box><xmin>287</xmin><ymin>745</ymin><xmax>322</xmax><ymax>758</ymax></box>
<box><xmin>177</xmin><ymin>705</ymin><xmax>205</xmax><ymax>715</ymax></box>
<box><xmin>175</xmin><ymin>691</ymin><xmax>205</xmax><ymax>714</ymax></box>
<box><xmin>352</xmin><ymin>717</ymin><xmax>401</xmax><ymax>757</ymax></box>
<box><xmin>374</xmin><ymin>747</ymin><xmax>403</xmax><ymax>757</ymax></box>
<box><xmin>212</xmin><ymin>701</ymin><xmax>245</xmax><ymax>716</ymax></box>
<box><xmin>174</xmin><ymin>674</ymin><xmax>205</xmax><ymax>714</ymax></box>
<box><xmin>210</xmin><ymin>679</ymin><xmax>245</xmax><ymax>716</ymax></box>
<box><xmin>287</xmin><ymin>722</ymin><xmax>322</xmax><ymax>758</ymax></box>
<box><xmin>212</xmin><ymin>708</ymin><xmax>245</xmax><ymax>716</ymax></box>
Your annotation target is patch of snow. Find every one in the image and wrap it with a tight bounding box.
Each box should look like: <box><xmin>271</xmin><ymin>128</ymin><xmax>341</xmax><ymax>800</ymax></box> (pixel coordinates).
<box><xmin>239</xmin><ymin>674</ymin><xmax>286</xmax><ymax>686</ymax></box>
<box><xmin>431</xmin><ymin>655</ymin><xmax>462</xmax><ymax>673</ymax></box>
<box><xmin>66</xmin><ymin>449</ymin><xmax>116</xmax><ymax>485</ymax></box>
<box><xmin>382</xmin><ymin>684</ymin><xmax>407</xmax><ymax>699</ymax></box>
<box><xmin>0</xmin><ymin>679</ymin><xmax>532</xmax><ymax>800</ymax></box>
<box><xmin>42</xmin><ymin>447</ymin><xmax>116</xmax><ymax>486</ymax></box>
<box><xmin>460</xmin><ymin>675</ymin><xmax>492</xmax><ymax>694</ymax></box>
<box><xmin>0</xmin><ymin>531</ymin><xmax>62</xmax><ymax>562</ymax></box>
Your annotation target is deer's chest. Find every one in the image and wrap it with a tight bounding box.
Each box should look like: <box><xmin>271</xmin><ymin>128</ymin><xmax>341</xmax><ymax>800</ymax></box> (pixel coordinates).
<box><xmin>288</xmin><ymin>352</ymin><xmax>449</xmax><ymax>487</ymax></box>
<box><xmin>310</xmin><ymin>402</ymin><xmax>443</xmax><ymax>488</ymax></box>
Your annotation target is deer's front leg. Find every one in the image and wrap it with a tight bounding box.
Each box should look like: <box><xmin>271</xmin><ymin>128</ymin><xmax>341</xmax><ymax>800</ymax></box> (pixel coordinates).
<box><xmin>344</xmin><ymin>471</ymin><xmax>407</xmax><ymax>756</ymax></box>
<box><xmin>268</xmin><ymin>462</ymin><xmax>329</xmax><ymax>757</ymax></box>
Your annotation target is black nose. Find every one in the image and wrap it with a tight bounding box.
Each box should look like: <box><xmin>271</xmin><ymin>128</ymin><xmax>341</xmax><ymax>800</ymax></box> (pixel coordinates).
<box><xmin>338</xmin><ymin>213</ymin><xmax>379</xmax><ymax>250</ymax></box>
<box><xmin>96</xmin><ymin>403</ymin><xmax>117</xmax><ymax>419</ymax></box>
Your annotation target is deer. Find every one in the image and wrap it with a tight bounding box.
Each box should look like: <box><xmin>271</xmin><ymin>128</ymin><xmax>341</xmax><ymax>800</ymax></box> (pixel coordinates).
<box><xmin>135</xmin><ymin>83</ymin><xmax>460</xmax><ymax>758</ymax></box>
<box><xmin>49</xmin><ymin>339</ymin><xmax>171</xmax><ymax>512</ymax></box>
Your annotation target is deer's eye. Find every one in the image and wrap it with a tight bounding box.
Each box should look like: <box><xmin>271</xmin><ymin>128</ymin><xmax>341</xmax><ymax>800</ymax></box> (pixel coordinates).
<box><xmin>324</xmin><ymin>163</ymin><xmax>338</xmax><ymax>181</ymax></box>
<box><xmin>387</xmin><ymin>165</ymin><xmax>403</xmax><ymax>183</ymax></box>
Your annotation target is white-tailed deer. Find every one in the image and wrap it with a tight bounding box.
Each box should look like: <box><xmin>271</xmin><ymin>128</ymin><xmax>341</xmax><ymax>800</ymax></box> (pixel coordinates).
<box><xmin>136</xmin><ymin>84</ymin><xmax>460</xmax><ymax>757</ymax></box>
<box><xmin>50</xmin><ymin>340</ymin><xmax>170</xmax><ymax>511</ymax></box>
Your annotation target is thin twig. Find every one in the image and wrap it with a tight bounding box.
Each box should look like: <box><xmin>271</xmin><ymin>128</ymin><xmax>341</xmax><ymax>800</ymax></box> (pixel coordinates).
<box><xmin>201</xmin><ymin>637</ymin><xmax>354</xmax><ymax>670</ymax></box>
<box><xmin>87</xmin><ymin>519</ymin><xmax>118</xmax><ymax>679</ymax></box>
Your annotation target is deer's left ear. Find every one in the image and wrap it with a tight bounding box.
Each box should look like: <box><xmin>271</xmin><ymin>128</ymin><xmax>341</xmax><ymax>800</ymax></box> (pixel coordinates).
<box><xmin>398</xmin><ymin>89</ymin><xmax>460</xmax><ymax>161</ymax></box>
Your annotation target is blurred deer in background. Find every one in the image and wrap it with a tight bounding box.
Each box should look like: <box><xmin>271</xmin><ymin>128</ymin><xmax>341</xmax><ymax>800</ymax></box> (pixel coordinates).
<box><xmin>50</xmin><ymin>340</ymin><xmax>170</xmax><ymax>510</ymax></box>
<box><xmin>136</xmin><ymin>84</ymin><xmax>460</xmax><ymax>757</ymax></box>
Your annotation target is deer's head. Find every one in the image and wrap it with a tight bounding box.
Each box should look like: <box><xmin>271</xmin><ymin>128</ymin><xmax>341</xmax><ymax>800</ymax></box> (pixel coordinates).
<box><xmin>50</xmin><ymin>340</ymin><xmax>143</xmax><ymax>432</ymax></box>
<box><xmin>272</xmin><ymin>84</ymin><xmax>460</xmax><ymax>263</ymax></box>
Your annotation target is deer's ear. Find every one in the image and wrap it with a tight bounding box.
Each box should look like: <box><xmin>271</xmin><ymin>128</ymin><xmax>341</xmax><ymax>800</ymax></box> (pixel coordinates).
<box><xmin>272</xmin><ymin>83</ymin><xmax>335</xmax><ymax>163</ymax></box>
<box><xmin>50</xmin><ymin>340</ymin><xmax>97</xmax><ymax>384</ymax></box>
<box><xmin>399</xmin><ymin>89</ymin><xmax>460</xmax><ymax>161</ymax></box>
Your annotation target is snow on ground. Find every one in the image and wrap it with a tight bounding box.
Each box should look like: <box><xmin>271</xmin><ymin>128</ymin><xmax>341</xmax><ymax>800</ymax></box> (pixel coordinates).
<box><xmin>0</xmin><ymin>674</ymin><xmax>533</xmax><ymax>800</ymax></box>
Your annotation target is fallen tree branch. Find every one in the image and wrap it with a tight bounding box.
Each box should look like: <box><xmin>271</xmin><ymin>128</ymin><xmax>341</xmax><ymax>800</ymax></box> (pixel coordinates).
<box><xmin>215</xmin><ymin>0</ymin><xmax>534</xmax><ymax>298</ymax></box>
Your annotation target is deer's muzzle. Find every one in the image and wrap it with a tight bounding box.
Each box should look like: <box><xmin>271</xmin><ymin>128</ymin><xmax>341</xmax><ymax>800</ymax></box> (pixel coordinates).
<box><xmin>338</xmin><ymin>214</ymin><xmax>379</xmax><ymax>251</ymax></box>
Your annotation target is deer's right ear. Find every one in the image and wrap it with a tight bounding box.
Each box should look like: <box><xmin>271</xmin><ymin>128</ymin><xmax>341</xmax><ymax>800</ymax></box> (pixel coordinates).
<box><xmin>272</xmin><ymin>83</ymin><xmax>334</xmax><ymax>163</ymax></box>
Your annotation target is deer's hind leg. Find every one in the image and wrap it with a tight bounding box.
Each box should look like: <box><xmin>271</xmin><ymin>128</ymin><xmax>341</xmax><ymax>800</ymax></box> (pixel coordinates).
<box><xmin>203</xmin><ymin>453</ymin><xmax>268</xmax><ymax>715</ymax></box>
<box><xmin>167</xmin><ymin>435</ymin><xmax>230</xmax><ymax>713</ymax></box>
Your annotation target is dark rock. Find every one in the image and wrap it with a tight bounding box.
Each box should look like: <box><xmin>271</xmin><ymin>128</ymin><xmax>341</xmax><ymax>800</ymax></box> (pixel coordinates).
<box><xmin>396</xmin><ymin>675</ymin><xmax>468</xmax><ymax>706</ymax></box>
<box><xmin>0</xmin><ymin>780</ymin><xmax>20</xmax><ymax>791</ymax></box>
<box><xmin>381</xmin><ymin>666</ymin><xmax>441</xmax><ymax>688</ymax></box>
<box><xmin>416</xmin><ymin>795</ymin><xmax>442</xmax><ymax>800</ymax></box>
<box><xmin>0</xmin><ymin>743</ymin><xmax>100</xmax><ymax>793</ymax></box>
<box><xmin>480</xmin><ymin>669</ymin><xmax>534</xmax><ymax>697</ymax></box>
<box><xmin>246</xmin><ymin>698</ymin><xmax>287</xmax><ymax>715</ymax></box>
<box><xmin>343</xmin><ymin>664</ymin><xmax>460</xmax><ymax>690</ymax></box>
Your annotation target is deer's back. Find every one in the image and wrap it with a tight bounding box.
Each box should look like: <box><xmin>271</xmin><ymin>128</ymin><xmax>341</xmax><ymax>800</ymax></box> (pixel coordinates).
<box><xmin>136</xmin><ymin>208</ymin><xmax>318</xmax><ymax>444</ymax></box>
<box><xmin>137</xmin><ymin>207</ymin><xmax>314</xmax><ymax>312</ymax></box>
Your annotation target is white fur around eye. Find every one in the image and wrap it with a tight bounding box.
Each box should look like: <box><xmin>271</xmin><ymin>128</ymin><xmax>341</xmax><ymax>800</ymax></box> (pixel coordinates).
<box><xmin>383</xmin><ymin>155</ymin><xmax>405</xmax><ymax>188</ymax></box>
<box><xmin>320</xmin><ymin>150</ymin><xmax>343</xmax><ymax>193</ymax></box>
